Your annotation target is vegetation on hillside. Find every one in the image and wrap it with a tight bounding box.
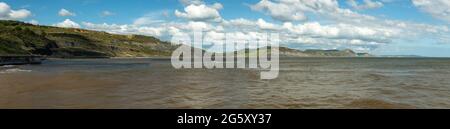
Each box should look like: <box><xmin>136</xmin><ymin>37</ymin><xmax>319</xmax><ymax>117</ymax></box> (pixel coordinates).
<box><xmin>0</xmin><ymin>20</ymin><xmax>177</xmax><ymax>57</ymax></box>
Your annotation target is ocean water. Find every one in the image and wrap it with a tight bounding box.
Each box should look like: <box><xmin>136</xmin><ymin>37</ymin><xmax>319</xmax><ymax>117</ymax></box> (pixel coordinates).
<box><xmin>0</xmin><ymin>57</ymin><xmax>449</xmax><ymax>109</ymax></box>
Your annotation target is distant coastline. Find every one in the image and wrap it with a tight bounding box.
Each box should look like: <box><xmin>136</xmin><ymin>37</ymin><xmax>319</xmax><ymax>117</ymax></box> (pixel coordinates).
<box><xmin>2</xmin><ymin>20</ymin><xmax>371</xmax><ymax>59</ymax></box>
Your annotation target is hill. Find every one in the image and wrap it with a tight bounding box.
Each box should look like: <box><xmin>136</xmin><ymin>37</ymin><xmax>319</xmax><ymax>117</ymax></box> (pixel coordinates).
<box><xmin>0</xmin><ymin>20</ymin><xmax>177</xmax><ymax>58</ymax></box>
<box><xmin>239</xmin><ymin>47</ymin><xmax>371</xmax><ymax>57</ymax></box>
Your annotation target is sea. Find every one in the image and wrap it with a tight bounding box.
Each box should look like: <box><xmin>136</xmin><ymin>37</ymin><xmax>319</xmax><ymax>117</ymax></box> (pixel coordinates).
<box><xmin>1</xmin><ymin>57</ymin><xmax>449</xmax><ymax>109</ymax></box>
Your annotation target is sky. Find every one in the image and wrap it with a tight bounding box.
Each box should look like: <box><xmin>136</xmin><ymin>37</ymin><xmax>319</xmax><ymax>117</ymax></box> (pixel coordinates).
<box><xmin>1</xmin><ymin>0</ymin><xmax>450</xmax><ymax>57</ymax></box>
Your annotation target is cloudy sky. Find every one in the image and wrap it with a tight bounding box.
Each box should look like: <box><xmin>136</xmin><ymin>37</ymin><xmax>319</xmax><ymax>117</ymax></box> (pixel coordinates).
<box><xmin>1</xmin><ymin>0</ymin><xmax>450</xmax><ymax>56</ymax></box>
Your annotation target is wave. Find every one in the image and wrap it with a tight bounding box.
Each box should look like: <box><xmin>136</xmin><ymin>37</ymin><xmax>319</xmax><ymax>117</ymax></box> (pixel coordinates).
<box><xmin>1</xmin><ymin>65</ymin><xmax>16</xmax><ymax>68</ymax></box>
<box><xmin>345</xmin><ymin>99</ymin><xmax>415</xmax><ymax>109</ymax></box>
<box><xmin>0</xmin><ymin>68</ymin><xmax>32</xmax><ymax>74</ymax></box>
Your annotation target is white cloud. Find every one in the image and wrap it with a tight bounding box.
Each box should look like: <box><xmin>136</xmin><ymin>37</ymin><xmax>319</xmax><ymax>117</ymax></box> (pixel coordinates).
<box><xmin>211</xmin><ymin>3</ymin><xmax>223</xmax><ymax>10</ymax></box>
<box><xmin>100</xmin><ymin>11</ymin><xmax>114</xmax><ymax>17</ymax></box>
<box><xmin>135</xmin><ymin>26</ymin><xmax>165</xmax><ymax>37</ymax></box>
<box><xmin>225</xmin><ymin>18</ymin><xmax>256</xmax><ymax>27</ymax></box>
<box><xmin>347</xmin><ymin>0</ymin><xmax>384</xmax><ymax>9</ymax></box>
<box><xmin>250</xmin><ymin>0</ymin><xmax>308</xmax><ymax>22</ymax></box>
<box><xmin>257</xmin><ymin>18</ymin><xmax>278</xmax><ymax>30</ymax></box>
<box><xmin>250</xmin><ymin>0</ymin><xmax>379</xmax><ymax>23</ymax></box>
<box><xmin>28</xmin><ymin>19</ymin><xmax>39</xmax><ymax>25</ymax></box>
<box><xmin>133</xmin><ymin>17</ymin><xmax>163</xmax><ymax>26</ymax></box>
<box><xmin>82</xmin><ymin>22</ymin><xmax>123</xmax><ymax>31</ymax></box>
<box><xmin>82</xmin><ymin>20</ymin><xmax>228</xmax><ymax>38</ymax></box>
<box><xmin>54</xmin><ymin>19</ymin><xmax>80</xmax><ymax>28</ymax></box>
<box><xmin>175</xmin><ymin>3</ymin><xmax>222</xmax><ymax>22</ymax></box>
<box><xmin>9</xmin><ymin>9</ymin><xmax>32</xmax><ymax>19</ymax></box>
<box><xmin>347</xmin><ymin>0</ymin><xmax>383</xmax><ymax>10</ymax></box>
<box><xmin>132</xmin><ymin>11</ymin><xmax>170</xmax><ymax>26</ymax></box>
<box><xmin>185</xmin><ymin>21</ymin><xmax>213</xmax><ymax>31</ymax></box>
<box><xmin>412</xmin><ymin>0</ymin><xmax>450</xmax><ymax>23</ymax></box>
<box><xmin>0</xmin><ymin>2</ymin><xmax>31</xmax><ymax>20</ymax></box>
<box><xmin>283</xmin><ymin>22</ymin><xmax>395</xmax><ymax>43</ymax></box>
<box><xmin>167</xmin><ymin>26</ymin><xmax>184</xmax><ymax>36</ymax></box>
<box><xmin>223</xmin><ymin>18</ymin><xmax>282</xmax><ymax>31</ymax></box>
<box><xmin>82</xmin><ymin>22</ymin><xmax>165</xmax><ymax>37</ymax></box>
<box><xmin>58</xmin><ymin>8</ymin><xmax>76</xmax><ymax>17</ymax></box>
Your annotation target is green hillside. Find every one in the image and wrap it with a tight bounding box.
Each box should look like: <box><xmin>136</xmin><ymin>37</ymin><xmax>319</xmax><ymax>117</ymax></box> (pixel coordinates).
<box><xmin>0</xmin><ymin>20</ymin><xmax>177</xmax><ymax>58</ymax></box>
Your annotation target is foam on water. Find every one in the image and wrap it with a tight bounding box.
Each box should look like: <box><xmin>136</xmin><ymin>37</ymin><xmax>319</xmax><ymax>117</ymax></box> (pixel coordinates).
<box><xmin>0</xmin><ymin>68</ymin><xmax>32</xmax><ymax>74</ymax></box>
<box><xmin>1</xmin><ymin>65</ymin><xmax>16</xmax><ymax>68</ymax></box>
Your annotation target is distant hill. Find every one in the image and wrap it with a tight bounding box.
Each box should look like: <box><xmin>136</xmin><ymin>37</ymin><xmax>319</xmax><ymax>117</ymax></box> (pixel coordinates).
<box><xmin>0</xmin><ymin>20</ymin><xmax>371</xmax><ymax>58</ymax></box>
<box><xmin>379</xmin><ymin>55</ymin><xmax>423</xmax><ymax>57</ymax></box>
<box><xmin>230</xmin><ymin>47</ymin><xmax>371</xmax><ymax>57</ymax></box>
<box><xmin>248</xmin><ymin>47</ymin><xmax>371</xmax><ymax>57</ymax></box>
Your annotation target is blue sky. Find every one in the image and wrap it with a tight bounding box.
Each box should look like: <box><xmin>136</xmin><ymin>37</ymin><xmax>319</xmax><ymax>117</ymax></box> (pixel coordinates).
<box><xmin>1</xmin><ymin>0</ymin><xmax>450</xmax><ymax>57</ymax></box>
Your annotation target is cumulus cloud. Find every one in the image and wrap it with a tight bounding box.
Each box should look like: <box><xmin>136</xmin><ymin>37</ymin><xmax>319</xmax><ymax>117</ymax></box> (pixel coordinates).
<box><xmin>132</xmin><ymin>11</ymin><xmax>169</xmax><ymax>26</ymax></box>
<box><xmin>58</xmin><ymin>8</ymin><xmax>76</xmax><ymax>17</ymax></box>
<box><xmin>175</xmin><ymin>3</ymin><xmax>222</xmax><ymax>22</ymax></box>
<box><xmin>82</xmin><ymin>22</ymin><xmax>165</xmax><ymax>37</ymax></box>
<box><xmin>283</xmin><ymin>22</ymin><xmax>395</xmax><ymax>43</ymax></box>
<box><xmin>257</xmin><ymin>18</ymin><xmax>278</xmax><ymax>30</ymax></box>
<box><xmin>0</xmin><ymin>2</ymin><xmax>32</xmax><ymax>20</ymax></box>
<box><xmin>250</xmin><ymin>0</ymin><xmax>379</xmax><ymax>23</ymax></box>
<box><xmin>82</xmin><ymin>22</ymin><xmax>123</xmax><ymax>32</ymax></box>
<box><xmin>225</xmin><ymin>18</ymin><xmax>256</xmax><ymax>27</ymax></box>
<box><xmin>347</xmin><ymin>0</ymin><xmax>384</xmax><ymax>10</ymax></box>
<box><xmin>82</xmin><ymin>20</ymin><xmax>228</xmax><ymax>39</ymax></box>
<box><xmin>184</xmin><ymin>21</ymin><xmax>214</xmax><ymax>31</ymax></box>
<box><xmin>28</xmin><ymin>19</ymin><xmax>39</xmax><ymax>25</ymax></box>
<box><xmin>223</xmin><ymin>18</ymin><xmax>281</xmax><ymax>31</ymax></box>
<box><xmin>250</xmin><ymin>0</ymin><xmax>308</xmax><ymax>22</ymax></box>
<box><xmin>211</xmin><ymin>3</ymin><xmax>223</xmax><ymax>10</ymax></box>
<box><xmin>412</xmin><ymin>0</ymin><xmax>450</xmax><ymax>23</ymax></box>
<box><xmin>54</xmin><ymin>19</ymin><xmax>80</xmax><ymax>28</ymax></box>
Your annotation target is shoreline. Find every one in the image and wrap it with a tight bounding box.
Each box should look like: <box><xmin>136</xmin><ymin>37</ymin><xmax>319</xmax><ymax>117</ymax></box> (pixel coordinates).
<box><xmin>0</xmin><ymin>55</ymin><xmax>44</xmax><ymax>66</ymax></box>
<box><xmin>45</xmin><ymin>56</ymin><xmax>450</xmax><ymax>59</ymax></box>
<box><xmin>4</xmin><ymin>55</ymin><xmax>450</xmax><ymax>65</ymax></box>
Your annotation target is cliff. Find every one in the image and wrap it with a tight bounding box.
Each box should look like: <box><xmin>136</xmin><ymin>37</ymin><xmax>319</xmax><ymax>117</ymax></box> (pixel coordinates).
<box><xmin>0</xmin><ymin>20</ymin><xmax>177</xmax><ymax>58</ymax></box>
